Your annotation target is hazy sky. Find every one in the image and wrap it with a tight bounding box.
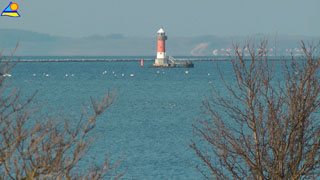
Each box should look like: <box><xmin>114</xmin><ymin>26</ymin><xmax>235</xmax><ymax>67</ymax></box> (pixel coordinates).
<box><xmin>0</xmin><ymin>0</ymin><xmax>319</xmax><ymax>38</ymax></box>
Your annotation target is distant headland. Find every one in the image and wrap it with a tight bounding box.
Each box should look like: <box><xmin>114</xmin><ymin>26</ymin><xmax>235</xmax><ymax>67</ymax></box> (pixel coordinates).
<box><xmin>0</xmin><ymin>28</ymin><xmax>319</xmax><ymax>56</ymax></box>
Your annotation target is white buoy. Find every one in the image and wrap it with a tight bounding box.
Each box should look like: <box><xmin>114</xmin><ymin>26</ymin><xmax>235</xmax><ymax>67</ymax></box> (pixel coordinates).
<box><xmin>208</xmin><ymin>73</ymin><xmax>210</xmax><ymax>76</ymax></box>
<box><xmin>33</xmin><ymin>74</ymin><xmax>36</xmax><ymax>77</ymax></box>
<box><xmin>71</xmin><ymin>74</ymin><xmax>74</xmax><ymax>77</ymax></box>
<box><xmin>156</xmin><ymin>71</ymin><xmax>160</xmax><ymax>74</ymax></box>
<box><xmin>121</xmin><ymin>74</ymin><xmax>125</xmax><ymax>77</ymax></box>
<box><xmin>45</xmin><ymin>74</ymin><xmax>49</xmax><ymax>77</ymax></box>
<box><xmin>130</xmin><ymin>74</ymin><xmax>134</xmax><ymax>77</ymax></box>
<box><xmin>65</xmin><ymin>74</ymin><xmax>68</xmax><ymax>77</ymax></box>
<box><xmin>102</xmin><ymin>70</ymin><xmax>107</xmax><ymax>75</ymax></box>
<box><xmin>3</xmin><ymin>73</ymin><xmax>12</xmax><ymax>77</ymax></box>
<box><xmin>185</xmin><ymin>71</ymin><xmax>189</xmax><ymax>74</ymax></box>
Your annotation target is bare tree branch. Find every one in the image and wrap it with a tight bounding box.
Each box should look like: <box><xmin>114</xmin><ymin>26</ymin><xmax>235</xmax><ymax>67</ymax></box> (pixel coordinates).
<box><xmin>192</xmin><ymin>40</ymin><xmax>320</xmax><ymax>179</ymax></box>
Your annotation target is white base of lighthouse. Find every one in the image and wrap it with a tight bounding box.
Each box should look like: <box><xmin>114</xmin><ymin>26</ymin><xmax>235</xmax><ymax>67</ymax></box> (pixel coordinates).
<box><xmin>154</xmin><ymin>58</ymin><xmax>169</xmax><ymax>67</ymax></box>
<box><xmin>153</xmin><ymin>52</ymin><xmax>168</xmax><ymax>67</ymax></box>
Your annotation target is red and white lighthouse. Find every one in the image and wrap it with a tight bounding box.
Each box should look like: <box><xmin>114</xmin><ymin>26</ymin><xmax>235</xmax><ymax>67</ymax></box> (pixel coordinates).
<box><xmin>154</xmin><ymin>28</ymin><xmax>168</xmax><ymax>67</ymax></box>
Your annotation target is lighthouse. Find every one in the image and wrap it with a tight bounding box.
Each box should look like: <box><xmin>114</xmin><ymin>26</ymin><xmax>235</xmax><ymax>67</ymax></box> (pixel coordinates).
<box><xmin>153</xmin><ymin>28</ymin><xmax>168</xmax><ymax>67</ymax></box>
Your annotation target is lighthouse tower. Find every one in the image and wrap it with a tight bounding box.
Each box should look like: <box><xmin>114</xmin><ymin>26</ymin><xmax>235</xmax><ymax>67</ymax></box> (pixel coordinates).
<box><xmin>154</xmin><ymin>28</ymin><xmax>168</xmax><ymax>67</ymax></box>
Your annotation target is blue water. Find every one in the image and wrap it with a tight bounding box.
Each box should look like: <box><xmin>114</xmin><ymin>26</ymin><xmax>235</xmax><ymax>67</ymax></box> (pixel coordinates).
<box><xmin>8</xmin><ymin>58</ymin><xmax>231</xmax><ymax>179</ymax></box>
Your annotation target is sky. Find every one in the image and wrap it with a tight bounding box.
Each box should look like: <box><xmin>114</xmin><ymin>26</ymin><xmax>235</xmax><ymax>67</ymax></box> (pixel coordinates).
<box><xmin>0</xmin><ymin>0</ymin><xmax>319</xmax><ymax>38</ymax></box>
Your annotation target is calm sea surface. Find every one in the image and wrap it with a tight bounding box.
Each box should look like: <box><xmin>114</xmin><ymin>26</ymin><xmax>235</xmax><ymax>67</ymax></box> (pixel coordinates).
<box><xmin>8</xmin><ymin>56</ymin><xmax>234</xmax><ymax>179</ymax></box>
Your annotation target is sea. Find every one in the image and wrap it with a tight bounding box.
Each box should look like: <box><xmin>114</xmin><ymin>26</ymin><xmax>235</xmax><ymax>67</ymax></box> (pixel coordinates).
<box><xmin>6</xmin><ymin>56</ymin><xmax>234</xmax><ymax>179</ymax></box>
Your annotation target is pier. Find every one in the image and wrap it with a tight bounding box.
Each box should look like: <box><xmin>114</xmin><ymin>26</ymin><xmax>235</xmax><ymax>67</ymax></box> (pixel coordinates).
<box><xmin>0</xmin><ymin>58</ymin><xmax>288</xmax><ymax>63</ymax></box>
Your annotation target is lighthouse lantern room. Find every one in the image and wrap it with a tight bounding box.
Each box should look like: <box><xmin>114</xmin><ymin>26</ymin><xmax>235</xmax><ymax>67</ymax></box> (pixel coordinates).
<box><xmin>153</xmin><ymin>28</ymin><xmax>168</xmax><ymax>67</ymax></box>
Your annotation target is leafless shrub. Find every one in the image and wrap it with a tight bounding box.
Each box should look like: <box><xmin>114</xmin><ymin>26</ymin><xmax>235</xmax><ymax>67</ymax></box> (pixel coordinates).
<box><xmin>0</xmin><ymin>50</ymin><xmax>125</xmax><ymax>179</ymax></box>
<box><xmin>191</xmin><ymin>40</ymin><xmax>320</xmax><ymax>179</ymax></box>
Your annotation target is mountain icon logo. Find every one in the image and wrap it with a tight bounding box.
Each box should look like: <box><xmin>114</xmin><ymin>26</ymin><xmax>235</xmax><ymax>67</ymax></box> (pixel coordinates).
<box><xmin>1</xmin><ymin>2</ymin><xmax>20</xmax><ymax>17</ymax></box>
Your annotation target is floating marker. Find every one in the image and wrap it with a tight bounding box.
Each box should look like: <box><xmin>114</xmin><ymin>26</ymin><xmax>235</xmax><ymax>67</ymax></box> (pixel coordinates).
<box><xmin>3</xmin><ymin>73</ymin><xmax>12</xmax><ymax>77</ymax></box>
